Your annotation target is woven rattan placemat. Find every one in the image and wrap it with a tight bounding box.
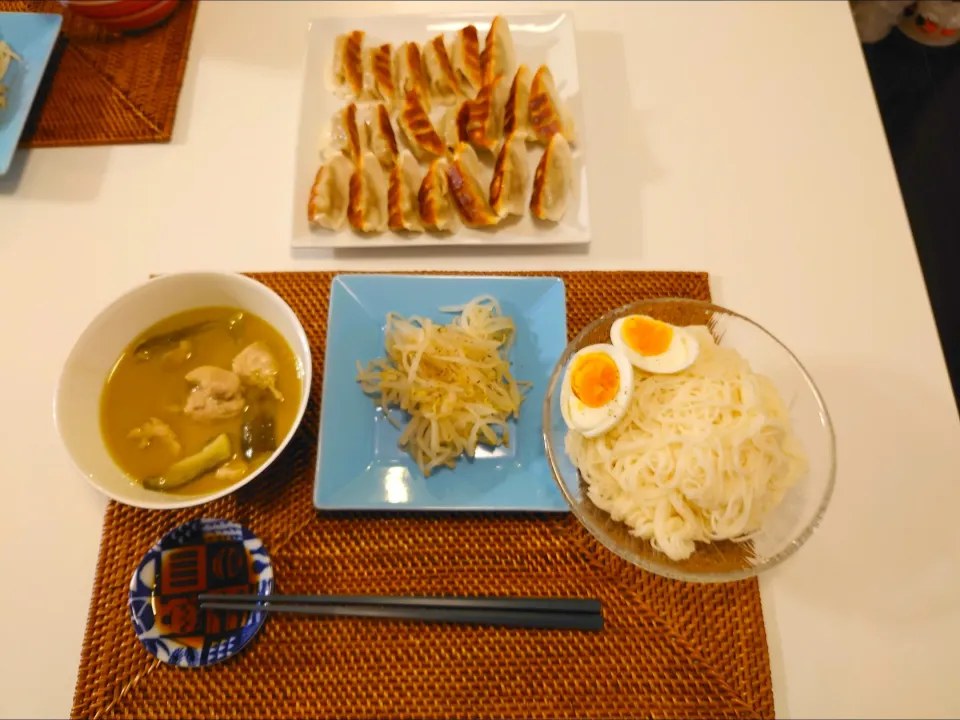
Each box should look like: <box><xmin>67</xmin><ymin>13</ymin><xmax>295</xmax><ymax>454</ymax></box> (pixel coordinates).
<box><xmin>71</xmin><ymin>271</ymin><xmax>775</xmax><ymax>720</ymax></box>
<box><xmin>0</xmin><ymin>0</ymin><xmax>196</xmax><ymax>146</ymax></box>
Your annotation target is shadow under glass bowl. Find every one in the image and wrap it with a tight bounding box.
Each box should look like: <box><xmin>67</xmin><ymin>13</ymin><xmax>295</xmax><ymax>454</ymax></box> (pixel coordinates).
<box><xmin>542</xmin><ymin>298</ymin><xmax>836</xmax><ymax>583</ymax></box>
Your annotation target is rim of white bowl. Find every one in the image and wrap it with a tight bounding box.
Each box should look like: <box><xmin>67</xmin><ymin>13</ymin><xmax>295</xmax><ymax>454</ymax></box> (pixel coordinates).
<box><xmin>53</xmin><ymin>271</ymin><xmax>313</xmax><ymax>511</ymax></box>
<box><xmin>542</xmin><ymin>297</ymin><xmax>837</xmax><ymax>583</ymax></box>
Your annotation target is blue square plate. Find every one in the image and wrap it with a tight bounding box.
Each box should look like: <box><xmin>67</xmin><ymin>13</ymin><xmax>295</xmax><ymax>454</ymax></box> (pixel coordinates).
<box><xmin>0</xmin><ymin>12</ymin><xmax>62</xmax><ymax>176</ymax></box>
<box><xmin>315</xmin><ymin>274</ymin><xmax>569</xmax><ymax>512</ymax></box>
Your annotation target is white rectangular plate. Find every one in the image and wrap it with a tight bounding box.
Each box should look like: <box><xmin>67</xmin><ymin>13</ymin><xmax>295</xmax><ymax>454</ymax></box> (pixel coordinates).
<box><xmin>292</xmin><ymin>11</ymin><xmax>590</xmax><ymax>249</ymax></box>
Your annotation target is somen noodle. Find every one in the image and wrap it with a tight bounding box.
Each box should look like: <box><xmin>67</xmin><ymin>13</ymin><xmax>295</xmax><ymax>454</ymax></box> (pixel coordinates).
<box><xmin>565</xmin><ymin>326</ymin><xmax>807</xmax><ymax>561</ymax></box>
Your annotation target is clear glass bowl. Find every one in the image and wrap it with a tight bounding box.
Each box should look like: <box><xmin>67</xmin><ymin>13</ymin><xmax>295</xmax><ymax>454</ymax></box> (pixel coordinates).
<box><xmin>542</xmin><ymin>298</ymin><xmax>836</xmax><ymax>583</ymax></box>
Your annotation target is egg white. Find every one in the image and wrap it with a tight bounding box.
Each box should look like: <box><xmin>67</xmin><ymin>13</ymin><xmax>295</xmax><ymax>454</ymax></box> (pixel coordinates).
<box><xmin>560</xmin><ymin>344</ymin><xmax>634</xmax><ymax>438</ymax></box>
<box><xmin>610</xmin><ymin>317</ymin><xmax>700</xmax><ymax>374</ymax></box>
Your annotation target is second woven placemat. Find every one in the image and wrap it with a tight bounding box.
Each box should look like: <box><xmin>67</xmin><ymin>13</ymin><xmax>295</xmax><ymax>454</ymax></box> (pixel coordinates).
<box><xmin>71</xmin><ymin>271</ymin><xmax>775</xmax><ymax>720</ymax></box>
<box><xmin>0</xmin><ymin>0</ymin><xmax>197</xmax><ymax>146</ymax></box>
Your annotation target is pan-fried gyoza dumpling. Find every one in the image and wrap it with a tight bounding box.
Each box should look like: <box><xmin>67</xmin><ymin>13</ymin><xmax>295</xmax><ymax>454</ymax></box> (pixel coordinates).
<box><xmin>398</xmin><ymin>90</ymin><xmax>445</xmax><ymax>161</ymax></box>
<box><xmin>450</xmin><ymin>25</ymin><xmax>483</xmax><ymax>97</ymax></box>
<box><xmin>348</xmin><ymin>151</ymin><xmax>389</xmax><ymax>233</ymax></box>
<box><xmin>394</xmin><ymin>42</ymin><xmax>431</xmax><ymax>112</ymax></box>
<box><xmin>437</xmin><ymin>100</ymin><xmax>471</xmax><ymax>151</ymax></box>
<box><xmin>530</xmin><ymin>133</ymin><xmax>574</xmax><ymax>222</ymax></box>
<box><xmin>307</xmin><ymin>155</ymin><xmax>353</xmax><ymax>230</ymax></box>
<box><xmin>464</xmin><ymin>75</ymin><xmax>509</xmax><ymax>153</ymax></box>
<box><xmin>328</xmin><ymin>103</ymin><xmax>367</xmax><ymax>162</ymax></box>
<box><xmin>364</xmin><ymin>103</ymin><xmax>399</xmax><ymax>170</ymax></box>
<box><xmin>481</xmin><ymin>15</ymin><xmax>516</xmax><ymax>86</ymax></box>
<box><xmin>422</xmin><ymin>35</ymin><xmax>460</xmax><ymax>106</ymax></box>
<box><xmin>367</xmin><ymin>42</ymin><xmax>395</xmax><ymax>108</ymax></box>
<box><xmin>489</xmin><ymin>132</ymin><xmax>528</xmax><ymax>219</ymax></box>
<box><xmin>333</xmin><ymin>30</ymin><xmax>366</xmax><ymax>99</ymax></box>
<box><xmin>529</xmin><ymin>65</ymin><xmax>577</xmax><ymax>145</ymax></box>
<box><xmin>418</xmin><ymin>157</ymin><xmax>457</xmax><ymax>232</ymax></box>
<box><xmin>388</xmin><ymin>151</ymin><xmax>424</xmax><ymax>233</ymax></box>
<box><xmin>447</xmin><ymin>143</ymin><xmax>499</xmax><ymax>228</ymax></box>
<box><xmin>503</xmin><ymin>64</ymin><xmax>531</xmax><ymax>140</ymax></box>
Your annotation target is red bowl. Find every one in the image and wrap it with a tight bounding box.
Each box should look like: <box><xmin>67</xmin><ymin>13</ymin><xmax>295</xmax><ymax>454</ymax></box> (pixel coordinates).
<box><xmin>60</xmin><ymin>0</ymin><xmax>181</xmax><ymax>32</ymax></box>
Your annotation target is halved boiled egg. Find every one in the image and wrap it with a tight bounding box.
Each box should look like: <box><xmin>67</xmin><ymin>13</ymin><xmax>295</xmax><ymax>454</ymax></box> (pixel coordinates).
<box><xmin>560</xmin><ymin>344</ymin><xmax>634</xmax><ymax>438</ymax></box>
<box><xmin>610</xmin><ymin>315</ymin><xmax>699</xmax><ymax>374</ymax></box>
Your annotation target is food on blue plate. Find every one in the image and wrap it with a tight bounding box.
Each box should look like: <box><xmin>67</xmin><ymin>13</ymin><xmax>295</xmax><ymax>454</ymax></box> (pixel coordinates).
<box><xmin>564</xmin><ymin>326</ymin><xmax>808</xmax><ymax>561</ymax></box>
<box><xmin>529</xmin><ymin>65</ymin><xmax>577</xmax><ymax>146</ymax></box>
<box><xmin>393</xmin><ymin>42</ymin><xmax>431</xmax><ymax>112</ymax></box>
<box><xmin>364</xmin><ymin>103</ymin><xmax>399</xmax><ymax>170</ymax></box>
<box><xmin>308</xmin><ymin>155</ymin><xmax>353</xmax><ymax>230</ymax></box>
<box><xmin>101</xmin><ymin>307</ymin><xmax>301</xmax><ymax>494</ymax></box>
<box><xmin>490</xmin><ymin>131</ymin><xmax>528</xmax><ymax>219</ymax></box>
<box><xmin>560</xmin><ymin>344</ymin><xmax>634</xmax><ymax>438</ymax></box>
<box><xmin>503</xmin><ymin>64</ymin><xmax>531</xmax><ymax>141</ymax></box>
<box><xmin>609</xmin><ymin>315</ymin><xmax>700</xmax><ymax>374</ymax></box>
<box><xmin>0</xmin><ymin>40</ymin><xmax>21</xmax><ymax>112</ymax></box>
<box><xmin>328</xmin><ymin>103</ymin><xmax>366</xmax><ymax>162</ymax></box>
<box><xmin>367</xmin><ymin>42</ymin><xmax>395</xmax><ymax>108</ymax></box>
<box><xmin>356</xmin><ymin>296</ymin><xmax>526</xmax><ymax>475</ymax></box>
<box><xmin>447</xmin><ymin>143</ymin><xmax>499</xmax><ymax>228</ymax></box>
<box><xmin>450</xmin><ymin>25</ymin><xmax>483</xmax><ymax>97</ymax></box>
<box><xmin>388</xmin><ymin>151</ymin><xmax>423</xmax><ymax>232</ymax></box>
<box><xmin>418</xmin><ymin>157</ymin><xmax>457</xmax><ymax>231</ymax></box>
<box><xmin>530</xmin><ymin>133</ymin><xmax>574</xmax><ymax>222</ymax></box>
<box><xmin>397</xmin><ymin>89</ymin><xmax>445</xmax><ymax>161</ymax></box>
<box><xmin>481</xmin><ymin>15</ymin><xmax>516</xmax><ymax>86</ymax></box>
<box><xmin>422</xmin><ymin>34</ymin><xmax>460</xmax><ymax>106</ymax></box>
<box><xmin>348</xmin><ymin>151</ymin><xmax>389</xmax><ymax>233</ymax></box>
<box><xmin>463</xmin><ymin>74</ymin><xmax>508</xmax><ymax>153</ymax></box>
<box><xmin>332</xmin><ymin>30</ymin><xmax>367</xmax><ymax>99</ymax></box>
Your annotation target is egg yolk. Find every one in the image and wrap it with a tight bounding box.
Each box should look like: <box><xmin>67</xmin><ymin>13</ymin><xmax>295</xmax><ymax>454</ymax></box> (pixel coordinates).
<box><xmin>570</xmin><ymin>353</ymin><xmax>620</xmax><ymax>408</ymax></box>
<box><xmin>621</xmin><ymin>316</ymin><xmax>674</xmax><ymax>357</ymax></box>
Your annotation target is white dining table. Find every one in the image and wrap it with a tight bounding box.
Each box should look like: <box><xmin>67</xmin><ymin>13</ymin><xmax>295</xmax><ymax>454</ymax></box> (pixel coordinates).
<box><xmin>2</xmin><ymin>1</ymin><xmax>959</xmax><ymax>717</ymax></box>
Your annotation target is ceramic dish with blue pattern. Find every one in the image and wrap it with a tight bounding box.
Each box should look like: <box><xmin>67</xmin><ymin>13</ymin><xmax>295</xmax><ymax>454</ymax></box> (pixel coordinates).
<box><xmin>314</xmin><ymin>274</ymin><xmax>569</xmax><ymax>512</ymax></box>
<box><xmin>128</xmin><ymin>518</ymin><xmax>273</xmax><ymax>667</ymax></box>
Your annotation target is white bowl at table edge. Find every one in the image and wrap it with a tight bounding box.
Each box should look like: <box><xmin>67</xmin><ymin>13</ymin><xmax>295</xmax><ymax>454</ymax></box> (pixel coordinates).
<box><xmin>53</xmin><ymin>272</ymin><xmax>313</xmax><ymax>510</ymax></box>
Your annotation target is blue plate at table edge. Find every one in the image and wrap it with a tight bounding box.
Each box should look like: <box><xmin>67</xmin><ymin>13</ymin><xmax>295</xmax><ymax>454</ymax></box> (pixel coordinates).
<box><xmin>314</xmin><ymin>273</ymin><xmax>570</xmax><ymax>512</ymax></box>
<box><xmin>128</xmin><ymin>518</ymin><xmax>274</xmax><ymax>668</ymax></box>
<box><xmin>0</xmin><ymin>12</ymin><xmax>62</xmax><ymax>176</ymax></box>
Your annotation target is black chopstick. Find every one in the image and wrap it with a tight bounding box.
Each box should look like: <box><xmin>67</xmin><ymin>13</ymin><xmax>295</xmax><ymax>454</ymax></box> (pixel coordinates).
<box><xmin>199</xmin><ymin>600</ymin><xmax>603</xmax><ymax>631</ymax></box>
<box><xmin>197</xmin><ymin>593</ymin><xmax>601</xmax><ymax>615</ymax></box>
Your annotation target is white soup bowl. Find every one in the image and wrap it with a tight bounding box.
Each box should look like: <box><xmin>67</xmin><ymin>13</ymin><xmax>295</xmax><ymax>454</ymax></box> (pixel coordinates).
<box><xmin>54</xmin><ymin>272</ymin><xmax>312</xmax><ymax>510</ymax></box>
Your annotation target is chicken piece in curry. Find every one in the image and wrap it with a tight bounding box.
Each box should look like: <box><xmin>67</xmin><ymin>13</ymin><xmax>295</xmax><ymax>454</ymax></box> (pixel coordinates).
<box><xmin>100</xmin><ymin>307</ymin><xmax>302</xmax><ymax>495</ymax></box>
